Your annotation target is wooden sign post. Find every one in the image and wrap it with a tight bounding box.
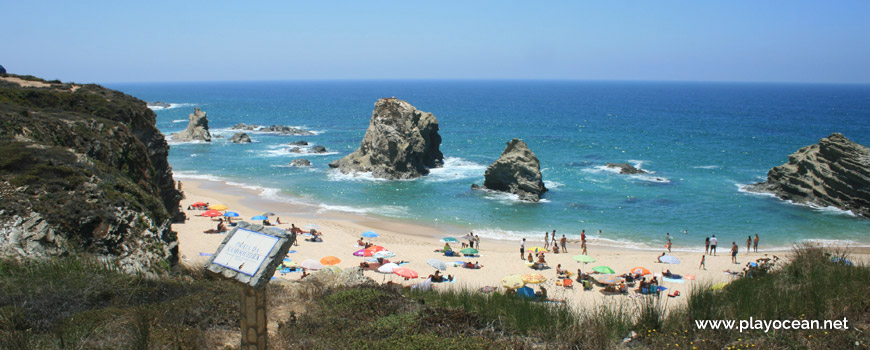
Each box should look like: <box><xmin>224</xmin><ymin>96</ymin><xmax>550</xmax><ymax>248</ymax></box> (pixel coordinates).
<box><xmin>206</xmin><ymin>221</ymin><xmax>295</xmax><ymax>350</ymax></box>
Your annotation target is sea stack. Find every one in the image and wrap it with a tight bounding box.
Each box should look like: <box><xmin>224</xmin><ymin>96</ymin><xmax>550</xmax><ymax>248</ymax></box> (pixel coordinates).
<box><xmin>329</xmin><ymin>98</ymin><xmax>444</xmax><ymax>179</ymax></box>
<box><xmin>746</xmin><ymin>133</ymin><xmax>870</xmax><ymax>218</ymax></box>
<box><xmin>473</xmin><ymin>139</ymin><xmax>547</xmax><ymax>202</ymax></box>
<box><xmin>605</xmin><ymin>163</ymin><xmax>647</xmax><ymax>174</ymax></box>
<box><xmin>229</xmin><ymin>132</ymin><xmax>252</xmax><ymax>143</ymax></box>
<box><xmin>171</xmin><ymin>107</ymin><xmax>212</xmax><ymax>142</ymax></box>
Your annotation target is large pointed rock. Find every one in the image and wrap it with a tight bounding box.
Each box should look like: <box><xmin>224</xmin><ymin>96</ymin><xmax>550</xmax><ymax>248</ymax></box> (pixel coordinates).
<box><xmin>745</xmin><ymin>133</ymin><xmax>870</xmax><ymax>218</ymax></box>
<box><xmin>329</xmin><ymin>98</ymin><xmax>443</xmax><ymax>179</ymax></box>
<box><xmin>474</xmin><ymin>139</ymin><xmax>547</xmax><ymax>202</ymax></box>
<box><xmin>171</xmin><ymin>107</ymin><xmax>211</xmax><ymax>142</ymax></box>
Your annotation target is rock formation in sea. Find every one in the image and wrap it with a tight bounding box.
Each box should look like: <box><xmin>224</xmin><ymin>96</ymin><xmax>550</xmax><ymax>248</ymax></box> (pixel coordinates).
<box><xmin>231</xmin><ymin>123</ymin><xmax>314</xmax><ymax>136</ymax></box>
<box><xmin>147</xmin><ymin>101</ymin><xmax>171</xmax><ymax>109</ymax></box>
<box><xmin>606</xmin><ymin>163</ymin><xmax>647</xmax><ymax>174</ymax></box>
<box><xmin>745</xmin><ymin>133</ymin><xmax>870</xmax><ymax>218</ymax></box>
<box><xmin>472</xmin><ymin>138</ymin><xmax>547</xmax><ymax>202</ymax></box>
<box><xmin>229</xmin><ymin>132</ymin><xmax>252</xmax><ymax>143</ymax></box>
<box><xmin>290</xmin><ymin>140</ymin><xmax>308</xmax><ymax>146</ymax></box>
<box><xmin>329</xmin><ymin>98</ymin><xmax>444</xmax><ymax>179</ymax></box>
<box><xmin>0</xmin><ymin>74</ymin><xmax>183</xmax><ymax>274</ymax></box>
<box><xmin>289</xmin><ymin>159</ymin><xmax>312</xmax><ymax>167</ymax></box>
<box><xmin>171</xmin><ymin>107</ymin><xmax>212</xmax><ymax>142</ymax></box>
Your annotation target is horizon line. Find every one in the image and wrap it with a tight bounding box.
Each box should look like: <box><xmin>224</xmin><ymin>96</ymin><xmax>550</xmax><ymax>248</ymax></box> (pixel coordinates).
<box><xmin>97</xmin><ymin>77</ymin><xmax>870</xmax><ymax>86</ymax></box>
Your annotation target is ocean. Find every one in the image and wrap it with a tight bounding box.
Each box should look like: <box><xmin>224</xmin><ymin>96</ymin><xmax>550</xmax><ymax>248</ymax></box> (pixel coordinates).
<box><xmin>107</xmin><ymin>80</ymin><xmax>870</xmax><ymax>250</ymax></box>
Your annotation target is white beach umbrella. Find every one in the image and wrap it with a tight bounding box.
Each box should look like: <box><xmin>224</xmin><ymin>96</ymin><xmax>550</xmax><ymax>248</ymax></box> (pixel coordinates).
<box><xmin>301</xmin><ymin>259</ymin><xmax>323</xmax><ymax>270</ymax></box>
<box><xmin>377</xmin><ymin>263</ymin><xmax>400</xmax><ymax>274</ymax></box>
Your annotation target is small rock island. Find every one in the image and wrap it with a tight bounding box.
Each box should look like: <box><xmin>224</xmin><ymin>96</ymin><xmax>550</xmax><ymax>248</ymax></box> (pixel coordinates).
<box><xmin>171</xmin><ymin>107</ymin><xmax>212</xmax><ymax>142</ymax></box>
<box><xmin>473</xmin><ymin>139</ymin><xmax>547</xmax><ymax>202</ymax></box>
<box><xmin>329</xmin><ymin>98</ymin><xmax>444</xmax><ymax>180</ymax></box>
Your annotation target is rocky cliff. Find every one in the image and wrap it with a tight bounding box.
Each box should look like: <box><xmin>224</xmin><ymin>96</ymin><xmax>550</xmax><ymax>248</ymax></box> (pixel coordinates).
<box><xmin>473</xmin><ymin>139</ymin><xmax>547</xmax><ymax>202</ymax></box>
<box><xmin>0</xmin><ymin>74</ymin><xmax>183</xmax><ymax>274</ymax></box>
<box><xmin>745</xmin><ymin>133</ymin><xmax>870</xmax><ymax>218</ymax></box>
<box><xmin>329</xmin><ymin>98</ymin><xmax>444</xmax><ymax>179</ymax></box>
<box><xmin>171</xmin><ymin>107</ymin><xmax>211</xmax><ymax>142</ymax></box>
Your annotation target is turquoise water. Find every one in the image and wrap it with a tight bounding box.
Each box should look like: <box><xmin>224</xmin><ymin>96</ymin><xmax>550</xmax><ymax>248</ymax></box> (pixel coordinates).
<box><xmin>108</xmin><ymin>81</ymin><xmax>870</xmax><ymax>249</ymax></box>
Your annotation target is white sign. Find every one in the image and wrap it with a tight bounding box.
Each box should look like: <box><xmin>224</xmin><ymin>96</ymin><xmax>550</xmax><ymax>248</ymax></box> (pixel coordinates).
<box><xmin>212</xmin><ymin>228</ymin><xmax>280</xmax><ymax>276</ymax></box>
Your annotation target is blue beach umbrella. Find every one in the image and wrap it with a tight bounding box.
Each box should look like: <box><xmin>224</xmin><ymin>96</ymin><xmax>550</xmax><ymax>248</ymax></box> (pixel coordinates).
<box><xmin>362</xmin><ymin>231</ymin><xmax>379</xmax><ymax>238</ymax></box>
<box><xmin>517</xmin><ymin>286</ymin><xmax>536</xmax><ymax>299</ymax></box>
<box><xmin>223</xmin><ymin>211</ymin><xmax>239</xmax><ymax>217</ymax></box>
<box><xmin>441</xmin><ymin>237</ymin><xmax>459</xmax><ymax>243</ymax></box>
<box><xmin>251</xmin><ymin>215</ymin><xmax>268</xmax><ymax>220</ymax></box>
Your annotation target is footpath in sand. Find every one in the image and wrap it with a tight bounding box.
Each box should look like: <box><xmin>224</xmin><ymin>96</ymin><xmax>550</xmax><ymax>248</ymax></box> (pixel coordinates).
<box><xmin>174</xmin><ymin>179</ymin><xmax>867</xmax><ymax>308</ymax></box>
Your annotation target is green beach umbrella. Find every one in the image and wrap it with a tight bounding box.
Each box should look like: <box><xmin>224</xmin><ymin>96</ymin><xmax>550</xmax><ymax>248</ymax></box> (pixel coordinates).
<box><xmin>460</xmin><ymin>248</ymin><xmax>479</xmax><ymax>255</ymax></box>
<box><xmin>592</xmin><ymin>266</ymin><xmax>615</xmax><ymax>274</ymax></box>
<box><xmin>441</xmin><ymin>237</ymin><xmax>459</xmax><ymax>243</ymax></box>
<box><xmin>572</xmin><ymin>255</ymin><xmax>595</xmax><ymax>264</ymax></box>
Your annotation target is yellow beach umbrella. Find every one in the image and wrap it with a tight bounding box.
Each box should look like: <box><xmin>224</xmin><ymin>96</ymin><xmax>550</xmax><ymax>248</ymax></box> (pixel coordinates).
<box><xmin>208</xmin><ymin>204</ymin><xmax>228</xmax><ymax>211</ymax></box>
<box><xmin>521</xmin><ymin>273</ymin><xmax>547</xmax><ymax>284</ymax></box>
<box><xmin>527</xmin><ymin>247</ymin><xmax>548</xmax><ymax>254</ymax></box>
<box><xmin>501</xmin><ymin>275</ymin><xmax>525</xmax><ymax>289</ymax></box>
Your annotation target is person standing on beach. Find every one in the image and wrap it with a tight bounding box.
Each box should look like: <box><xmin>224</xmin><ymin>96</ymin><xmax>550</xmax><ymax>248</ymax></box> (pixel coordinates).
<box><xmin>666</xmin><ymin>240</ymin><xmax>672</xmax><ymax>253</ymax></box>
<box><xmin>699</xmin><ymin>254</ymin><xmax>706</xmax><ymax>270</ymax></box>
<box><xmin>544</xmin><ymin>232</ymin><xmax>550</xmax><ymax>249</ymax></box>
<box><xmin>581</xmin><ymin>230</ymin><xmax>586</xmax><ymax>244</ymax></box>
<box><xmin>753</xmin><ymin>234</ymin><xmax>760</xmax><ymax>252</ymax></box>
<box><xmin>520</xmin><ymin>238</ymin><xmax>526</xmax><ymax>260</ymax></box>
<box><xmin>560</xmin><ymin>235</ymin><xmax>567</xmax><ymax>253</ymax></box>
<box><xmin>551</xmin><ymin>230</ymin><xmax>557</xmax><ymax>248</ymax></box>
<box><xmin>705</xmin><ymin>237</ymin><xmax>710</xmax><ymax>255</ymax></box>
<box><xmin>581</xmin><ymin>240</ymin><xmax>587</xmax><ymax>255</ymax></box>
<box><xmin>474</xmin><ymin>235</ymin><xmax>480</xmax><ymax>250</ymax></box>
<box><xmin>731</xmin><ymin>241</ymin><xmax>738</xmax><ymax>264</ymax></box>
<box><xmin>746</xmin><ymin>235</ymin><xmax>752</xmax><ymax>253</ymax></box>
<box><xmin>710</xmin><ymin>235</ymin><xmax>718</xmax><ymax>256</ymax></box>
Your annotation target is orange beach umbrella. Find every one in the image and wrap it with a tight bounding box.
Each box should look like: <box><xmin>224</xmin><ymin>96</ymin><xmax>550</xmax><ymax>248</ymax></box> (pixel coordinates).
<box><xmin>630</xmin><ymin>267</ymin><xmax>652</xmax><ymax>276</ymax></box>
<box><xmin>320</xmin><ymin>256</ymin><xmax>341</xmax><ymax>266</ymax></box>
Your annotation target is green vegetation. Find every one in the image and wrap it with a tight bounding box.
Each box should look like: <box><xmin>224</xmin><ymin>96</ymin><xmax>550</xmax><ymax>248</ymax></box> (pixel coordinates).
<box><xmin>1</xmin><ymin>247</ymin><xmax>866</xmax><ymax>349</ymax></box>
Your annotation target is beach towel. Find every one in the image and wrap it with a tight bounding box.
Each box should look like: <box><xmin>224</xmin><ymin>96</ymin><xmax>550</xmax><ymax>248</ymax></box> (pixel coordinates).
<box><xmin>663</xmin><ymin>277</ymin><xmax>685</xmax><ymax>284</ymax></box>
<box><xmin>198</xmin><ymin>252</ymin><xmax>213</xmax><ymax>257</ymax></box>
<box><xmin>397</xmin><ymin>262</ymin><xmax>410</xmax><ymax>266</ymax></box>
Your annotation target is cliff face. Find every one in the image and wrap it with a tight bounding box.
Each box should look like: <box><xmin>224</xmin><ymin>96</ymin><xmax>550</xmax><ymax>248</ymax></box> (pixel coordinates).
<box><xmin>474</xmin><ymin>139</ymin><xmax>547</xmax><ymax>202</ymax></box>
<box><xmin>0</xmin><ymin>75</ymin><xmax>182</xmax><ymax>274</ymax></box>
<box><xmin>746</xmin><ymin>133</ymin><xmax>870</xmax><ymax>218</ymax></box>
<box><xmin>329</xmin><ymin>98</ymin><xmax>444</xmax><ymax>179</ymax></box>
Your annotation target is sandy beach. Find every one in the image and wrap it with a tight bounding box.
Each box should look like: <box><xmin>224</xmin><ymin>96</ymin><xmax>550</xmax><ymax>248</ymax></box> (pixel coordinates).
<box><xmin>174</xmin><ymin>179</ymin><xmax>870</xmax><ymax>308</ymax></box>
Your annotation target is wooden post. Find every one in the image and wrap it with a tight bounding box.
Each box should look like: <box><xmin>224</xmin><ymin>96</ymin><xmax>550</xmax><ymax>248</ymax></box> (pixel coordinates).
<box><xmin>240</xmin><ymin>286</ymin><xmax>267</xmax><ymax>350</ymax></box>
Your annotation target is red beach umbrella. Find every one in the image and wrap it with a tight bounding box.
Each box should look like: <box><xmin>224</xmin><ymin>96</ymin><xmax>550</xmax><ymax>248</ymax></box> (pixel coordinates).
<box><xmin>393</xmin><ymin>268</ymin><xmax>418</xmax><ymax>279</ymax></box>
<box><xmin>192</xmin><ymin>201</ymin><xmax>207</xmax><ymax>207</ymax></box>
<box><xmin>202</xmin><ymin>210</ymin><xmax>223</xmax><ymax>217</ymax></box>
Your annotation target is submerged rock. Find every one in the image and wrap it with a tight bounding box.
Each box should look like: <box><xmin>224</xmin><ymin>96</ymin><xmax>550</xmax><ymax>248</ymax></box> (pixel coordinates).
<box><xmin>745</xmin><ymin>133</ymin><xmax>870</xmax><ymax>218</ymax></box>
<box><xmin>473</xmin><ymin>138</ymin><xmax>547</xmax><ymax>202</ymax></box>
<box><xmin>329</xmin><ymin>98</ymin><xmax>444</xmax><ymax>179</ymax></box>
<box><xmin>311</xmin><ymin>145</ymin><xmax>327</xmax><ymax>153</ymax></box>
<box><xmin>289</xmin><ymin>159</ymin><xmax>312</xmax><ymax>167</ymax></box>
<box><xmin>229</xmin><ymin>132</ymin><xmax>252</xmax><ymax>143</ymax></box>
<box><xmin>171</xmin><ymin>108</ymin><xmax>211</xmax><ymax>142</ymax></box>
<box><xmin>147</xmin><ymin>101</ymin><xmax>171</xmax><ymax>109</ymax></box>
<box><xmin>606</xmin><ymin>162</ymin><xmax>647</xmax><ymax>174</ymax></box>
<box><xmin>289</xmin><ymin>140</ymin><xmax>309</xmax><ymax>146</ymax></box>
<box><xmin>230</xmin><ymin>123</ymin><xmax>314</xmax><ymax>135</ymax></box>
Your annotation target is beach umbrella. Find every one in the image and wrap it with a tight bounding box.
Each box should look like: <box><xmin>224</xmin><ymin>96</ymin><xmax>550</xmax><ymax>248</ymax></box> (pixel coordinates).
<box><xmin>440</xmin><ymin>237</ymin><xmax>459</xmax><ymax>243</ymax></box>
<box><xmin>711</xmin><ymin>282</ymin><xmax>728</xmax><ymax>291</ymax></box>
<box><xmin>521</xmin><ymin>273</ymin><xmax>547</xmax><ymax>284</ymax></box>
<box><xmin>301</xmin><ymin>259</ymin><xmax>323</xmax><ymax>270</ymax></box>
<box><xmin>593</xmin><ymin>266</ymin><xmax>615</xmax><ymax>274</ymax></box>
<box><xmin>320</xmin><ymin>256</ymin><xmax>341</xmax><ymax>266</ymax></box>
<box><xmin>598</xmin><ymin>274</ymin><xmax>622</xmax><ymax>285</ymax></box>
<box><xmin>427</xmin><ymin>258</ymin><xmax>448</xmax><ymax>271</ymax></box>
<box><xmin>353</xmin><ymin>249</ymin><xmax>373</xmax><ymax>257</ymax></box>
<box><xmin>501</xmin><ymin>275</ymin><xmax>525</xmax><ymax>289</ymax></box>
<box><xmin>323</xmin><ymin>266</ymin><xmax>341</xmax><ymax>273</ymax></box>
<box><xmin>572</xmin><ymin>255</ymin><xmax>595</xmax><ymax>264</ymax></box>
<box><xmin>460</xmin><ymin>248</ymin><xmax>479</xmax><ymax>256</ymax></box>
<box><xmin>377</xmin><ymin>263</ymin><xmax>400</xmax><ymax>274</ymax></box>
<box><xmin>191</xmin><ymin>201</ymin><xmax>207</xmax><ymax>207</ymax></box>
<box><xmin>366</xmin><ymin>245</ymin><xmax>386</xmax><ymax>253</ymax></box>
<box><xmin>516</xmin><ymin>286</ymin><xmax>536</xmax><ymax>299</ymax></box>
<box><xmin>361</xmin><ymin>231</ymin><xmax>379</xmax><ymax>238</ymax></box>
<box><xmin>527</xmin><ymin>247</ymin><xmax>548</xmax><ymax>254</ymax></box>
<box><xmin>393</xmin><ymin>268</ymin><xmax>418</xmax><ymax>279</ymax></box>
<box><xmin>373</xmin><ymin>251</ymin><xmax>395</xmax><ymax>259</ymax></box>
<box><xmin>251</xmin><ymin>215</ymin><xmax>268</xmax><ymax>220</ymax></box>
<box><xmin>223</xmin><ymin>211</ymin><xmax>240</xmax><ymax>217</ymax></box>
<box><xmin>261</xmin><ymin>212</ymin><xmax>276</xmax><ymax>216</ymax></box>
<box><xmin>630</xmin><ymin>267</ymin><xmax>652</xmax><ymax>276</ymax></box>
<box><xmin>202</xmin><ymin>210</ymin><xmax>223</xmax><ymax>217</ymax></box>
<box><xmin>659</xmin><ymin>255</ymin><xmax>681</xmax><ymax>265</ymax></box>
<box><xmin>208</xmin><ymin>204</ymin><xmax>228</xmax><ymax>211</ymax></box>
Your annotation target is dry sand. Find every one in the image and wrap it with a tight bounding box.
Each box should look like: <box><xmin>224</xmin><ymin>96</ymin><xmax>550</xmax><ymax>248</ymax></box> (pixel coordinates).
<box><xmin>174</xmin><ymin>179</ymin><xmax>869</xmax><ymax>308</ymax></box>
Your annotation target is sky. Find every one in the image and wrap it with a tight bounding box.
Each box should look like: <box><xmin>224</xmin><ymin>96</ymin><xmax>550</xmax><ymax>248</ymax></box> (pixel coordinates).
<box><xmin>3</xmin><ymin>1</ymin><xmax>869</xmax><ymax>84</ymax></box>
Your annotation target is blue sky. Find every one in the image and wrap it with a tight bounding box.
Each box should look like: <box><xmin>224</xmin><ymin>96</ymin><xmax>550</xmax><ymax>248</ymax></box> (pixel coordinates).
<box><xmin>3</xmin><ymin>1</ymin><xmax>869</xmax><ymax>83</ymax></box>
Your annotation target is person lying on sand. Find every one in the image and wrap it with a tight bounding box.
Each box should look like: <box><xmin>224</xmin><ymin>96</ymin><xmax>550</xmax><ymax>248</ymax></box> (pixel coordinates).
<box><xmin>463</xmin><ymin>261</ymin><xmax>483</xmax><ymax>269</ymax></box>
